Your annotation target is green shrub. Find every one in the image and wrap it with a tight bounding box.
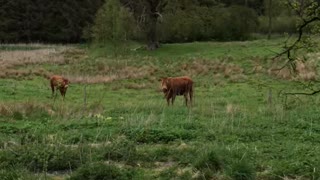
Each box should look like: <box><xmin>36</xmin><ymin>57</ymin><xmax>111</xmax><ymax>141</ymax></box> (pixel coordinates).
<box><xmin>1</xmin><ymin>143</ymin><xmax>88</xmax><ymax>172</ymax></box>
<box><xmin>0</xmin><ymin>169</ymin><xmax>20</xmax><ymax>180</ymax></box>
<box><xmin>69</xmin><ymin>162</ymin><xmax>135</xmax><ymax>180</ymax></box>
<box><xmin>0</xmin><ymin>151</ymin><xmax>17</xmax><ymax>169</ymax></box>
<box><xmin>160</xmin><ymin>5</ymin><xmax>258</xmax><ymax>42</ymax></box>
<box><xmin>194</xmin><ymin>150</ymin><xmax>223</xmax><ymax>172</ymax></box>
<box><xmin>258</xmin><ymin>15</ymin><xmax>297</xmax><ymax>34</ymax></box>
<box><xmin>12</xmin><ymin>111</ymin><xmax>23</xmax><ymax>120</ymax></box>
<box><xmin>193</xmin><ymin>147</ymin><xmax>256</xmax><ymax>179</ymax></box>
<box><xmin>226</xmin><ymin>160</ymin><xmax>255</xmax><ymax>180</ymax></box>
<box><xmin>123</xmin><ymin>128</ymin><xmax>194</xmax><ymax>143</ymax></box>
<box><xmin>91</xmin><ymin>0</ymin><xmax>136</xmax><ymax>56</ymax></box>
<box><xmin>103</xmin><ymin>138</ymin><xmax>137</xmax><ymax>164</ymax></box>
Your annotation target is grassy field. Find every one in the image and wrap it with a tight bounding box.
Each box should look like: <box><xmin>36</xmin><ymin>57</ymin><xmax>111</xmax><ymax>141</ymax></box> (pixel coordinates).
<box><xmin>0</xmin><ymin>39</ymin><xmax>320</xmax><ymax>180</ymax></box>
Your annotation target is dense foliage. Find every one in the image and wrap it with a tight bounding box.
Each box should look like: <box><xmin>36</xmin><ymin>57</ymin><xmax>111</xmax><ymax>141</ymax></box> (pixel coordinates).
<box><xmin>0</xmin><ymin>0</ymin><xmax>104</xmax><ymax>43</ymax></box>
<box><xmin>0</xmin><ymin>0</ymin><xmax>299</xmax><ymax>44</ymax></box>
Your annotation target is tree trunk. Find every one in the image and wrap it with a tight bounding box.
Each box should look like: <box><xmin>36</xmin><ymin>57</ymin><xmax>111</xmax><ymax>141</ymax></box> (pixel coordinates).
<box><xmin>145</xmin><ymin>0</ymin><xmax>162</xmax><ymax>50</ymax></box>
<box><xmin>267</xmin><ymin>0</ymin><xmax>272</xmax><ymax>40</ymax></box>
<box><xmin>146</xmin><ymin>13</ymin><xmax>160</xmax><ymax>50</ymax></box>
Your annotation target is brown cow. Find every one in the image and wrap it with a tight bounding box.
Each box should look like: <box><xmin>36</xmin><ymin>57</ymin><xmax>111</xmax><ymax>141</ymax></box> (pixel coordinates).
<box><xmin>50</xmin><ymin>75</ymin><xmax>70</xmax><ymax>100</ymax></box>
<box><xmin>160</xmin><ymin>76</ymin><xmax>193</xmax><ymax>106</ymax></box>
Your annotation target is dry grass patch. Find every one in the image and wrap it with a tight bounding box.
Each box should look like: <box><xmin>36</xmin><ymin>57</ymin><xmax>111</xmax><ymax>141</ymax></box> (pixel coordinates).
<box><xmin>295</xmin><ymin>59</ymin><xmax>317</xmax><ymax>81</ymax></box>
<box><xmin>0</xmin><ymin>101</ymin><xmax>55</xmax><ymax>117</ymax></box>
<box><xmin>268</xmin><ymin>57</ymin><xmax>318</xmax><ymax>81</ymax></box>
<box><xmin>65</xmin><ymin>65</ymin><xmax>158</xmax><ymax>84</ymax></box>
<box><xmin>0</xmin><ymin>48</ymin><xmax>67</xmax><ymax>68</ymax></box>
<box><xmin>226</xmin><ymin>103</ymin><xmax>240</xmax><ymax>116</ymax></box>
<box><xmin>0</xmin><ymin>68</ymin><xmax>51</xmax><ymax>79</ymax></box>
<box><xmin>0</xmin><ymin>46</ymin><xmax>85</xmax><ymax>80</ymax></box>
<box><xmin>67</xmin><ymin>75</ymin><xmax>117</xmax><ymax>84</ymax></box>
<box><xmin>181</xmin><ymin>58</ymin><xmax>246</xmax><ymax>82</ymax></box>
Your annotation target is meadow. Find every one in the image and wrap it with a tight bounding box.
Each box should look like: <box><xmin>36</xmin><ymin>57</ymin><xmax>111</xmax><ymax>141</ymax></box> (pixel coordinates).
<box><xmin>0</xmin><ymin>38</ymin><xmax>320</xmax><ymax>180</ymax></box>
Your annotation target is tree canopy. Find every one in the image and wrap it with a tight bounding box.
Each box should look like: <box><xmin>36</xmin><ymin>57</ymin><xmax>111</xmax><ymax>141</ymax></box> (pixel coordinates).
<box><xmin>0</xmin><ymin>0</ymin><xmax>104</xmax><ymax>43</ymax></box>
<box><xmin>0</xmin><ymin>0</ymin><xmax>306</xmax><ymax>47</ymax></box>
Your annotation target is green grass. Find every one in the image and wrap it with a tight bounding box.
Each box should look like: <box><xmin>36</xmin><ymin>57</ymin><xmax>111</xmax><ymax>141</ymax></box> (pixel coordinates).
<box><xmin>0</xmin><ymin>38</ymin><xmax>320</xmax><ymax>179</ymax></box>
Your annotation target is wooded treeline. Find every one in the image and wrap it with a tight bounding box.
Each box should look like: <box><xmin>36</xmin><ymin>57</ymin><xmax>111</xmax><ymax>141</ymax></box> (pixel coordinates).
<box><xmin>0</xmin><ymin>0</ymin><xmax>104</xmax><ymax>43</ymax></box>
<box><xmin>0</xmin><ymin>0</ymin><xmax>298</xmax><ymax>44</ymax></box>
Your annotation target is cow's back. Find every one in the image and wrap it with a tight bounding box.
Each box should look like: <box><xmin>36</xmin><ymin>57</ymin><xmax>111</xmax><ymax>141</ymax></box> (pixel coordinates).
<box><xmin>170</xmin><ymin>76</ymin><xmax>193</xmax><ymax>87</ymax></box>
<box><xmin>168</xmin><ymin>76</ymin><xmax>193</xmax><ymax>94</ymax></box>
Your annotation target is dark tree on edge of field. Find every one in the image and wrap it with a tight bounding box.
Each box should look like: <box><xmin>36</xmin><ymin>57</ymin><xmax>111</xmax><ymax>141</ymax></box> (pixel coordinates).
<box><xmin>121</xmin><ymin>0</ymin><xmax>168</xmax><ymax>50</ymax></box>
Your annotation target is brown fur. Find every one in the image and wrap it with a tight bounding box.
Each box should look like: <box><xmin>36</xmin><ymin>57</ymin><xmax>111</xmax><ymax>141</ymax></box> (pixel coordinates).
<box><xmin>160</xmin><ymin>76</ymin><xmax>193</xmax><ymax>107</ymax></box>
<box><xmin>50</xmin><ymin>75</ymin><xmax>70</xmax><ymax>99</ymax></box>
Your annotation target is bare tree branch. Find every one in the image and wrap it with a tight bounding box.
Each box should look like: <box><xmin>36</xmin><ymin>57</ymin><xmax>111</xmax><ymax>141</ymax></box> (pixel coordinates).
<box><xmin>283</xmin><ymin>89</ymin><xmax>320</xmax><ymax>96</ymax></box>
<box><xmin>274</xmin><ymin>16</ymin><xmax>320</xmax><ymax>60</ymax></box>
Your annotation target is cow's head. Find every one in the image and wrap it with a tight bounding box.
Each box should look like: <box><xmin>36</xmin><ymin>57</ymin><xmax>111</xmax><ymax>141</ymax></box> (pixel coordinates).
<box><xmin>62</xmin><ymin>79</ymin><xmax>70</xmax><ymax>88</ymax></box>
<box><xmin>160</xmin><ymin>77</ymin><xmax>170</xmax><ymax>94</ymax></box>
<box><xmin>60</xmin><ymin>79</ymin><xmax>70</xmax><ymax>97</ymax></box>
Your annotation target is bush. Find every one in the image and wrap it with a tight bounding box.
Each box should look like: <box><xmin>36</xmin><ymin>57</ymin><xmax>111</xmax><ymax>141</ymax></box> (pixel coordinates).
<box><xmin>69</xmin><ymin>162</ymin><xmax>135</xmax><ymax>180</ymax></box>
<box><xmin>159</xmin><ymin>5</ymin><xmax>258</xmax><ymax>42</ymax></box>
<box><xmin>0</xmin><ymin>143</ymin><xmax>88</xmax><ymax>172</ymax></box>
<box><xmin>91</xmin><ymin>0</ymin><xmax>136</xmax><ymax>56</ymax></box>
<box><xmin>103</xmin><ymin>138</ymin><xmax>137</xmax><ymax>164</ymax></box>
<box><xmin>194</xmin><ymin>150</ymin><xmax>223</xmax><ymax>172</ymax></box>
<box><xmin>258</xmin><ymin>15</ymin><xmax>297</xmax><ymax>34</ymax></box>
<box><xmin>0</xmin><ymin>168</ymin><xmax>37</xmax><ymax>180</ymax></box>
<box><xmin>123</xmin><ymin>128</ymin><xmax>194</xmax><ymax>143</ymax></box>
<box><xmin>226</xmin><ymin>160</ymin><xmax>255</xmax><ymax>180</ymax></box>
<box><xmin>12</xmin><ymin>111</ymin><xmax>23</xmax><ymax>120</ymax></box>
<box><xmin>193</xmin><ymin>147</ymin><xmax>256</xmax><ymax>179</ymax></box>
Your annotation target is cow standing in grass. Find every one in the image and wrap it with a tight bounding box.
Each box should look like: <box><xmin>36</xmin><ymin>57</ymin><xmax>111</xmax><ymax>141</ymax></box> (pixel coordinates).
<box><xmin>160</xmin><ymin>76</ymin><xmax>193</xmax><ymax>107</ymax></box>
<box><xmin>50</xmin><ymin>75</ymin><xmax>69</xmax><ymax>100</ymax></box>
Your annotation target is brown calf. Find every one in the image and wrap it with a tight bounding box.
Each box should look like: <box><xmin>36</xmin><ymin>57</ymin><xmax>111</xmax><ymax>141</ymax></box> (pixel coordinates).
<box><xmin>160</xmin><ymin>76</ymin><xmax>193</xmax><ymax>106</ymax></box>
<box><xmin>50</xmin><ymin>75</ymin><xmax>70</xmax><ymax>99</ymax></box>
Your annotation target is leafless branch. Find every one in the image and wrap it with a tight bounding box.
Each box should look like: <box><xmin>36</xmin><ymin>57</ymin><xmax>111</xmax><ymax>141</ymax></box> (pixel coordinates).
<box><xmin>273</xmin><ymin>16</ymin><xmax>320</xmax><ymax>61</ymax></box>
<box><xmin>283</xmin><ymin>89</ymin><xmax>320</xmax><ymax>96</ymax></box>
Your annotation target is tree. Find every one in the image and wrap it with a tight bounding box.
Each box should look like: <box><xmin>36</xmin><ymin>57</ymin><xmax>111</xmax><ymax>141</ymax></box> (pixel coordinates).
<box><xmin>276</xmin><ymin>0</ymin><xmax>320</xmax><ymax>97</ymax></box>
<box><xmin>263</xmin><ymin>0</ymin><xmax>286</xmax><ymax>39</ymax></box>
<box><xmin>276</xmin><ymin>0</ymin><xmax>320</xmax><ymax>62</ymax></box>
<box><xmin>267</xmin><ymin>0</ymin><xmax>272</xmax><ymax>39</ymax></box>
<box><xmin>92</xmin><ymin>0</ymin><xmax>135</xmax><ymax>55</ymax></box>
<box><xmin>0</xmin><ymin>0</ymin><xmax>103</xmax><ymax>43</ymax></box>
<box><xmin>121</xmin><ymin>0</ymin><xmax>168</xmax><ymax>50</ymax></box>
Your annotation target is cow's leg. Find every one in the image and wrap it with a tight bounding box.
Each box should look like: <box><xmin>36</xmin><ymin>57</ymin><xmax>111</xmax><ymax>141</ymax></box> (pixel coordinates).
<box><xmin>189</xmin><ymin>87</ymin><xmax>193</xmax><ymax>107</ymax></box>
<box><xmin>54</xmin><ymin>87</ymin><xmax>60</xmax><ymax>99</ymax></box>
<box><xmin>60</xmin><ymin>89</ymin><xmax>65</xmax><ymax>100</ymax></box>
<box><xmin>51</xmin><ymin>84</ymin><xmax>55</xmax><ymax>98</ymax></box>
<box><xmin>184</xmin><ymin>93</ymin><xmax>188</xmax><ymax>106</ymax></box>
<box><xmin>171</xmin><ymin>94</ymin><xmax>176</xmax><ymax>105</ymax></box>
<box><xmin>166</xmin><ymin>97</ymin><xmax>170</xmax><ymax>106</ymax></box>
<box><xmin>64</xmin><ymin>89</ymin><xmax>67</xmax><ymax>100</ymax></box>
<box><xmin>165</xmin><ymin>93</ymin><xmax>170</xmax><ymax>106</ymax></box>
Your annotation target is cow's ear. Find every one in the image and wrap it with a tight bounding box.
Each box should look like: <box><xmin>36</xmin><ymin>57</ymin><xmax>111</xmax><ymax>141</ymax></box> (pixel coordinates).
<box><xmin>159</xmin><ymin>77</ymin><xmax>165</xmax><ymax>81</ymax></box>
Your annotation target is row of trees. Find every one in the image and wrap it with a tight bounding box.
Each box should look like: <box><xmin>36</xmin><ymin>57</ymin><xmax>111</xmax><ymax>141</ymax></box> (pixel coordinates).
<box><xmin>91</xmin><ymin>0</ymin><xmax>297</xmax><ymax>49</ymax></box>
<box><xmin>0</xmin><ymin>0</ymin><xmax>104</xmax><ymax>43</ymax></box>
<box><xmin>0</xmin><ymin>0</ymin><xmax>318</xmax><ymax>50</ymax></box>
